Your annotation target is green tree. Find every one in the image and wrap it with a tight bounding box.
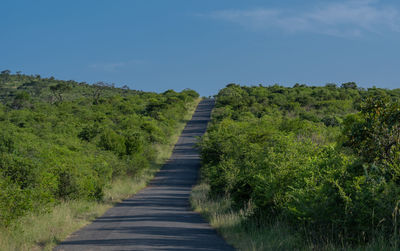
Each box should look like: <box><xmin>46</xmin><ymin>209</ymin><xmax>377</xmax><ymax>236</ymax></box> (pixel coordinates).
<box><xmin>0</xmin><ymin>70</ymin><xmax>11</xmax><ymax>84</ymax></box>
<box><xmin>92</xmin><ymin>82</ymin><xmax>109</xmax><ymax>104</ymax></box>
<box><xmin>12</xmin><ymin>91</ymin><xmax>31</xmax><ymax>109</ymax></box>
<box><xmin>341</xmin><ymin>82</ymin><xmax>357</xmax><ymax>89</ymax></box>
<box><xmin>343</xmin><ymin>96</ymin><xmax>400</xmax><ymax>167</ymax></box>
<box><xmin>50</xmin><ymin>83</ymin><xmax>72</xmax><ymax>102</ymax></box>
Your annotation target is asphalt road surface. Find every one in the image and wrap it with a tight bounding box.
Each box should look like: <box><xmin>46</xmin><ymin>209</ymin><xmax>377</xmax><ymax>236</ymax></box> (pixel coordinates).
<box><xmin>54</xmin><ymin>99</ymin><xmax>234</xmax><ymax>251</ymax></box>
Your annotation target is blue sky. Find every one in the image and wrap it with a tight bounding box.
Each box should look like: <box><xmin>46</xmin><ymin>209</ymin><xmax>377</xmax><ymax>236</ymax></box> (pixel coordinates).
<box><xmin>1</xmin><ymin>0</ymin><xmax>399</xmax><ymax>95</ymax></box>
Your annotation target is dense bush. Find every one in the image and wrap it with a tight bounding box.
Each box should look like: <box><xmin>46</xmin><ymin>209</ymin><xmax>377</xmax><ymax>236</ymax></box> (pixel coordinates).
<box><xmin>0</xmin><ymin>72</ymin><xmax>199</xmax><ymax>226</ymax></box>
<box><xmin>200</xmin><ymin>83</ymin><xmax>400</xmax><ymax>244</ymax></box>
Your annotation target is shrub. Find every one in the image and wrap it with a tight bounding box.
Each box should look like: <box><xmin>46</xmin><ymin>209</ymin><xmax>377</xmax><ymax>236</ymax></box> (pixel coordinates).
<box><xmin>98</xmin><ymin>128</ymin><xmax>126</xmax><ymax>156</ymax></box>
<box><xmin>0</xmin><ymin>73</ymin><xmax>198</xmax><ymax>225</ymax></box>
<box><xmin>201</xmin><ymin>84</ymin><xmax>400</xmax><ymax>245</ymax></box>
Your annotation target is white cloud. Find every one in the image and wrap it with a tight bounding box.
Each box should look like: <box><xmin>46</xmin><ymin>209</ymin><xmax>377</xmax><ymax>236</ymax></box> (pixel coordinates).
<box><xmin>207</xmin><ymin>0</ymin><xmax>400</xmax><ymax>37</ymax></box>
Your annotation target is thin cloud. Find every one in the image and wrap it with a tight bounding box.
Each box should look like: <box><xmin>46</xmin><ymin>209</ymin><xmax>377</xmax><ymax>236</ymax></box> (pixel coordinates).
<box><xmin>206</xmin><ymin>0</ymin><xmax>400</xmax><ymax>37</ymax></box>
<box><xmin>89</xmin><ymin>60</ymin><xmax>144</xmax><ymax>72</ymax></box>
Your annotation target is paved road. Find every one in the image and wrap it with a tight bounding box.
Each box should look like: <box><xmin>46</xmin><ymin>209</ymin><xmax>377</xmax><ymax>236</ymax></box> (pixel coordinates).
<box><xmin>54</xmin><ymin>99</ymin><xmax>234</xmax><ymax>251</ymax></box>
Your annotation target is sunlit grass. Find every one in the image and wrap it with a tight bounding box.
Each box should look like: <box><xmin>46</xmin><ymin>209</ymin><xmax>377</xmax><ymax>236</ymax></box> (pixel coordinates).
<box><xmin>0</xmin><ymin>201</ymin><xmax>106</xmax><ymax>251</ymax></box>
<box><xmin>0</xmin><ymin>98</ymin><xmax>200</xmax><ymax>251</ymax></box>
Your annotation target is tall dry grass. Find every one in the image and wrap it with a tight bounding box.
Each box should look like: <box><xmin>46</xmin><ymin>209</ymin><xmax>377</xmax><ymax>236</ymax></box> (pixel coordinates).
<box><xmin>190</xmin><ymin>183</ymin><xmax>398</xmax><ymax>251</ymax></box>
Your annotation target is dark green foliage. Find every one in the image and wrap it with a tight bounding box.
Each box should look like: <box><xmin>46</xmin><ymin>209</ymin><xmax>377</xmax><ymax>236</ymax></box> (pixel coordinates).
<box><xmin>98</xmin><ymin>128</ymin><xmax>126</xmax><ymax>156</ymax></box>
<box><xmin>0</xmin><ymin>71</ymin><xmax>199</xmax><ymax>226</ymax></box>
<box><xmin>78</xmin><ymin>123</ymin><xmax>100</xmax><ymax>141</ymax></box>
<box><xmin>343</xmin><ymin>96</ymin><xmax>400</xmax><ymax>166</ymax></box>
<box><xmin>12</xmin><ymin>91</ymin><xmax>31</xmax><ymax>109</ymax></box>
<box><xmin>341</xmin><ymin>82</ymin><xmax>358</xmax><ymax>89</ymax></box>
<box><xmin>200</xmin><ymin>83</ymin><xmax>400</xmax><ymax>245</ymax></box>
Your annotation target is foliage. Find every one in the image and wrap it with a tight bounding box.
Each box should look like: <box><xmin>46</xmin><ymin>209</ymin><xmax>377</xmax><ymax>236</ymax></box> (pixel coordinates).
<box><xmin>342</xmin><ymin>96</ymin><xmax>400</xmax><ymax>167</ymax></box>
<box><xmin>200</xmin><ymin>83</ymin><xmax>400</xmax><ymax>245</ymax></box>
<box><xmin>0</xmin><ymin>71</ymin><xmax>199</xmax><ymax>226</ymax></box>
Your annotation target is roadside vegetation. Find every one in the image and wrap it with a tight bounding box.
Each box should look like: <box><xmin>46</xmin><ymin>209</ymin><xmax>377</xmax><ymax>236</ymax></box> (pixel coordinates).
<box><xmin>0</xmin><ymin>70</ymin><xmax>199</xmax><ymax>250</ymax></box>
<box><xmin>194</xmin><ymin>83</ymin><xmax>400</xmax><ymax>250</ymax></box>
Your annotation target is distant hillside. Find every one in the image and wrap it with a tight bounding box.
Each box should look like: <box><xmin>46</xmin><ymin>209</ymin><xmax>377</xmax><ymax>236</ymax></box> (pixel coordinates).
<box><xmin>0</xmin><ymin>69</ymin><xmax>144</xmax><ymax>105</ymax></box>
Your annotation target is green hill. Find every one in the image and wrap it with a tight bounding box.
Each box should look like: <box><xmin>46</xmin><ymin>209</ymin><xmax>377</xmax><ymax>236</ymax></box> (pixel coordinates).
<box><xmin>0</xmin><ymin>71</ymin><xmax>199</xmax><ymax>227</ymax></box>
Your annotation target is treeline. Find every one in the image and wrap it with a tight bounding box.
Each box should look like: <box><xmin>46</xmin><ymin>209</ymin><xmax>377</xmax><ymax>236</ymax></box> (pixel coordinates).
<box><xmin>0</xmin><ymin>71</ymin><xmax>199</xmax><ymax>226</ymax></box>
<box><xmin>0</xmin><ymin>69</ymin><xmax>139</xmax><ymax>105</ymax></box>
<box><xmin>200</xmin><ymin>83</ymin><xmax>400</xmax><ymax>245</ymax></box>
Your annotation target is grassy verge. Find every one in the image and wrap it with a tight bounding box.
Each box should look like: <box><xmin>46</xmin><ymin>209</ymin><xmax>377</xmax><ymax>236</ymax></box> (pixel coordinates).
<box><xmin>0</xmin><ymin>98</ymin><xmax>201</xmax><ymax>251</ymax></box>
<box><xmin>190</xmin><ymin>183</ymin><xmax>304</xmax><ymax>251</ymax></box>
<box><xmin>190</xmin><ymin>183</ymin><xmax>397</xmax><ymax>251</ymax></box>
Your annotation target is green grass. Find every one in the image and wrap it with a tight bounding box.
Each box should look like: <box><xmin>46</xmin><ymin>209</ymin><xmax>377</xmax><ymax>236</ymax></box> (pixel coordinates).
<box><xmin>0</xmin><ymin>98</ymin><xmax>200</xmax><ymax>251</ymax></box>
<box><xmin>190</xmin><ymin>183</ymin><xmax>399</xmax><ymax>251</ymax></box>
<box><xmin>190</xmin><ymin>183</ymin><xmax>305</xmax><ymax>251</ymax></box>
